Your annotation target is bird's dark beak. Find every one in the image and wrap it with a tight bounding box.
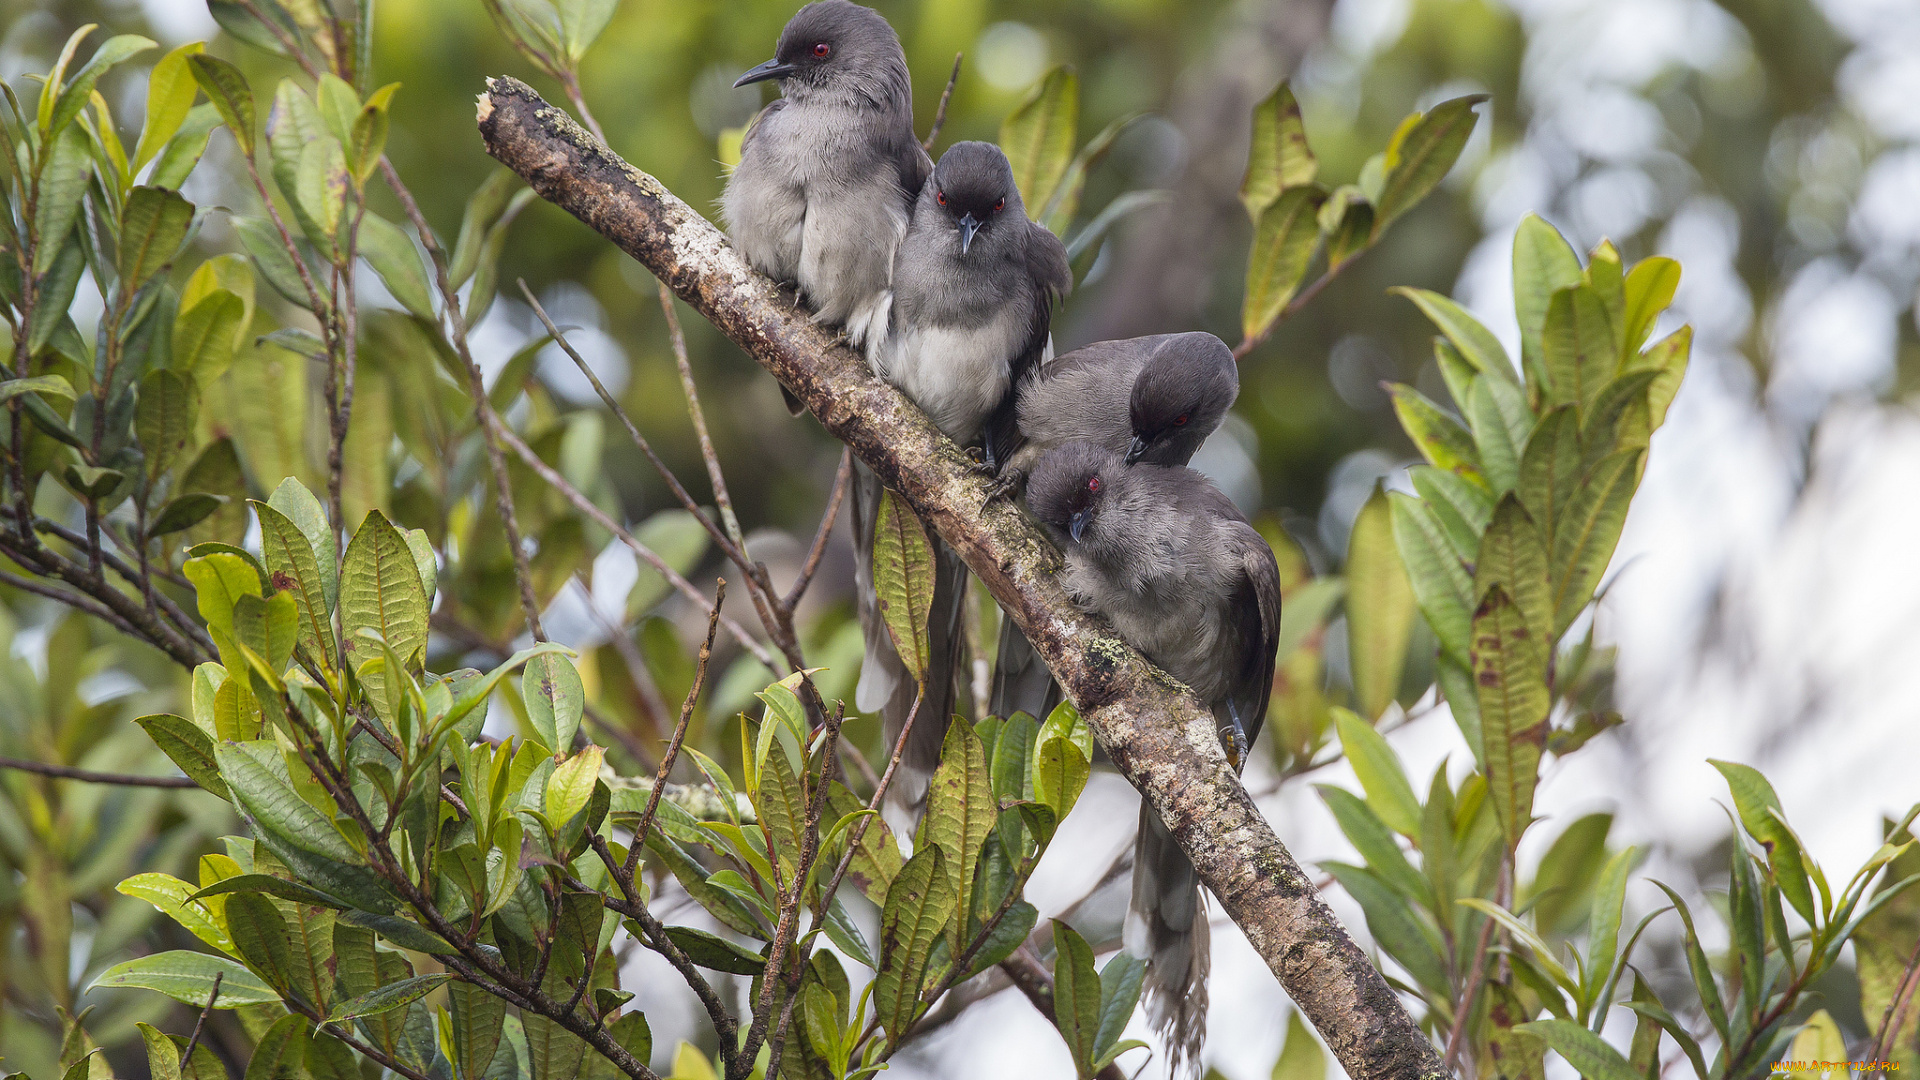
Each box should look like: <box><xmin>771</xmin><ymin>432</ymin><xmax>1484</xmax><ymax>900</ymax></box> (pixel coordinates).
<box><xmin>1068</xmin><ymin>510</ymin><xmax>1089</xmax><ymax>544</ymax></box>
<box><xmin>1124</xmin><ymin>435</ymin><xmax>1150</xmax><ymax>465</ymax></box>
<box><xmin>958</xmin><ymin>212</ymin><xmax>981</xmax><ymax>255</ymax></box>
<box><xmin>734</xmin><ymin>59</ymin><xmax>795</xmax><ymax>87</ymax></box>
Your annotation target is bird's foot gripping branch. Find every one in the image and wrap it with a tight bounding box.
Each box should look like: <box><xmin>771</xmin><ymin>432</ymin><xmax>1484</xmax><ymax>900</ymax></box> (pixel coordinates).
<box><xmin>476</xmin><ymin>76</ymin><xmax>1451</xmax><ymax>1080</ymax></box>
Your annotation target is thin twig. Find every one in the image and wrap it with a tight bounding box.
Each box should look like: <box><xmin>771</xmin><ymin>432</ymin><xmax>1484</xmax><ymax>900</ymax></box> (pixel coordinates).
<box><xmin>624</xmin><ymin>580</ymin><xmax>724</xmax><ymax>877</ymax></box>
<box><xmin>1873</xmin><ymin>938</ymin><xmax>1920</xmax><ymax>1063</ymax></box>
<box><xmin>1444</xmin><ymin>860</ymin><xmax>1506</xmax><ymax>1070</ymax></box>
<box><xmin>487</xmin><ymin>416</ymin><xmax>779</xmax><ymax>670</ymax></box>
<box><xmin>922</xmin><ymin>53</ymin><xmax>963</xmax><ymax>153</ymax></box>
<box><xmin>0</xmin><ymin>755</ymin><xmax>200</xmax><ymax>788</ymax></box>
<box><xmin>782</xmin><ymin>447</ymin><xmax>851</xmax><ymax>613</ymax></box>
<box><xmin>177</xmin><ymin>972</ymin><xmax>222</xmax><ymax>1067</ymax></box>
<box><xmin>1232</xmin><ymin>259</ymin><xmax>1350</xmax><ymax>360</ymax></box>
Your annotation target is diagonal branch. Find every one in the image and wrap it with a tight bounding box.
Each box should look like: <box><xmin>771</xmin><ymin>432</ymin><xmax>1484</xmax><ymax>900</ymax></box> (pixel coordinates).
<box><xmin>477</xmin><ymin>76</ymin><xmax>1449</xmax><ymax>1080</ymax></box>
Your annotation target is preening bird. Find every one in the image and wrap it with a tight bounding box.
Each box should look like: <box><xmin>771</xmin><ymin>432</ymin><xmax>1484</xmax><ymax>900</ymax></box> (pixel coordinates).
<box><xmin>720</xmin><ymin>0</ymin><xmax>929</xmax><ymax>357</ymax></box>
<box><xmin>853</xmin><ymin>140</ymin><xmax>1072</xmax><ymax>804</ymax></box>
<box><xmin>988</xmin><ymin>332</ymin><xmax>1239</xmax><ymax>722</ymax></box>
<box><xmin>1025</xmin><ymin>440</ymin><xmax>1281</xmax><ymax>1080</ymax></box>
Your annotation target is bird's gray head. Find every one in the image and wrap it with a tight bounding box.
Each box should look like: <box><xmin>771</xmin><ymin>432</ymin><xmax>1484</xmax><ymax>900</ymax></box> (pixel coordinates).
<box><xmin>927</xmin><ymin>141</ymin><xmax>1023</xmax><ymax>256</ymax></box>
<box><xmin>1126</xmin><ymin>333</ymin><xmax>1239</xmax><ymax>466</ymax></box>
<box><xmin>734</xmin><ymin>1</ymin><xmax>910</xmax><ymax>108</ymax></box>
<box><xmin>1027</xmin><ymin>440</ymin><xmax>1124</xmax><ymax>547</ymax></box>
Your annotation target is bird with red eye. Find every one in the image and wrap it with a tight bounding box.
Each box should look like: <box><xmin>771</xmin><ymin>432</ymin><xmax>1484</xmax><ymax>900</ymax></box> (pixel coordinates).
<box><xmin>813</xmin><ymin>42</ymin><xmax>830</xmax><ymax>57</ymax></box>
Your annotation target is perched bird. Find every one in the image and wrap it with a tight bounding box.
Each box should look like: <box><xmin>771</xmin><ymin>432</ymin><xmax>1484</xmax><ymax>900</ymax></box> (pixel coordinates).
<box><xmin>853</xmin><ymin>140</ymin><xmax>1072</xmax><ymax>801</ymax></box>
<box><xmin>988</xmin><ymin>332</ymin><xmax>1239</xmax><ymax>721</ymax></box>
<box><xmin>721</xmin><ymin>0</ymin><xmax>929</xmax><ymax>357</ymax></box>
<box><xmin>1025</xmin><ymin>441</ymin><xmax>1281</xmax><ymax>1080</ymax></box>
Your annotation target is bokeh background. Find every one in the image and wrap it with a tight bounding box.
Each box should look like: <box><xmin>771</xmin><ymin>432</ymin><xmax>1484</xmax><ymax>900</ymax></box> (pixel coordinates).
<box><xmin>2</xmin><ymin>0</ymin><xmax>1918</xmax><ymax>1076</ymax></box>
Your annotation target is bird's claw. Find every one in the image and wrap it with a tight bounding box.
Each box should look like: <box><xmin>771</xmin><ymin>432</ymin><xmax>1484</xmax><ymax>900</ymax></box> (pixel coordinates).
<box><xmin>1221</xmin><ymin>722</ymin><xmax>1249</xmax><ymax>773</ymax></box>
<box><xmin>964</xmin><ymin>446</ymin><xmax>996</xmax><ymax>476</ymax></box>
<box><xmin>982</xmin><ymin>471</ymin><xmax>1024</xmax><ymax>509</ymax></box>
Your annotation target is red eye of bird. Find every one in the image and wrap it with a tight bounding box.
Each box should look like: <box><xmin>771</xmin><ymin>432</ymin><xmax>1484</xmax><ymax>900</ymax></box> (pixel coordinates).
<box><xmin>813</xmin><ymin>42</ymin><xmax>831</xmax><ymax>57</ymax></box>
<box><xmin>936</xmin><ymin>190</ymin><xmax>946</xmax><ymax>206</ymax></box>
<box><xmin>1087</xmin><ymin>476</ymin><xmax>1102</xmax><ymax>494</ymax></box>
<box><xmin>1173</xmin><ymin>414</ymin><xmax>1189</xmax><ymax>426</ymax></box>
<box><xmin>994</xmin><ymin>198</ymin><xmax>1005</xmax><ymax>212</ymax></box>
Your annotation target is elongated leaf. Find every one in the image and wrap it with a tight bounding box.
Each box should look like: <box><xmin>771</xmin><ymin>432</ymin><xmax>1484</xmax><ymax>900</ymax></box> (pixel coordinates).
<box><xmin>1388</xmin><ymin>383</ymin><xmax>1483</xmax><ymax>485</ymax></box>
<box><xmin>1517</xmin><ymin>1019</ymin><xmax>1640</xmax><ymax>1080</ymax></box>
<box><xmin>1318</xmin><ymin>785</ymin><xmax>1432</xmax><ymax>907</ymax></box>
<box><xmin>1469</xmin><ymin>375</ymin><xmax>1532</xmax><ymax>496</ymax></box>
<box><xmin>524</xmin><ymin>652</ymin><xmax>585</xmax><ymax>751</ymax></box>
<box><xmin>1389</xmin><ymin>491</ymin><xmax>1472</xmax><ymax>663</ymax></box>
<box><xmin>1372</xmin><ymin>94</ymin><xmax>1486</xmax><ymax>235</ymax></box>
<box><xmin>664</xmin><ymin>926</ymin><xmax>766</xmax><ymax>975</ymax></box>
<box><xmin>187</xmin><ymin>54</ymin><xmax>255</xmax><ymax>155</ymax></box>
<box><xmin>1483</xmin><ymin>981</ymin><xmax>1544</xmax><ymax>1080</ymax></box>
<box><xmin>34</xmin><ymin>127</ymin><xmax>93</xmax><ymax>276</ymax></box>
<box><xmin>875</xmin><ymin>845</ymin><xmax>954</xmax><ymax>1045</ymax></box>
<box><xmin>1709</xmin><ymin>761</ymin><xmax>1817</xmax><ymax>923</ymax></box>
<box><xmin>233</xmin><ymin>216</ymin><xmax>312</xmax><ymax>308</ymax></box>
<box><xmin>340</xmin><ymin>509</ymin><xmax>428</xmax><ymax>713</ymax></box>
<box><xmin>49</xmin><ymin>35</ymin><xmax>155</xmax><ymax>140</ymax></box>
<box><xmin>1347</xmin><ymin>483</ymin><xmax>1415</xmax><ymax>721</ymax></box>
<box><xmin>1474</xmin><ymin>496</ymin><xmax>1550</xmax><ymax>640</ymax></box>
<box><xmin>335</xmin><ymin>910</ymin><xmax>454</xmax><ymax>954</ymax></box>
<box><xmin>1333</xmin><ymin>708</ymin><xmax>1422</xmax><ymax>838</ymax></box>
<box><xmin>358</xmin><ymin>211</ymin><xmax>435</xmax><ymax>321</ymax></box>
<box><xmin>1242</xmin><ymin>185</ymin><xmax>1327</xmax><ymax>343</ymax></box>
<box><xmin>326</xmin><ymin>973</ymin><xmax>451</xmax><ymax>1022</ymax></box>
<box><xmin>1324</xmin><ymin>861</ymin><xmax>1448</xmax><ymax>994</ymax></box>
<box><xmin>1093</xmin><ymin>952</ymin><xmax>1146</xmax><ymax>1069</ymax></box>
<box><xmin>1052</xmin><ymin>920</ymin><xmax>1102</xmax><ymax>1074</ymax></box>
<box><xmin>450</xmin><ymin>978</ymin><xmax>505</xmax><ymax>1080</ymax></box>
<box><xmin>1472</xmin><ymin>585</ymin><xmax>1549</xmax><ymax>850</ymax></box>
<box><xmin>872</xmin><ymin>489</ymin><xmax>935</xmax><ymax>681</ymax></box>
<box><xmin>1513</xmin><ymin>213</ymin><xmax>1584</xmax><ymax>379</ymax></box>
<box><xmin>1620</xmin><ymin>257</ymin><xmax>1679</xmax><ymax>362</ymax></box>
<box><xmin>90</xmin><ymin>951</ymin><xmax>278</xmax><ymax>1007</ymax></box>
<box><xmin>135</xmin><ymin>42</ymin><xmax>206</xmax><ymax>170</ymax></box>
<box><xmin>546</xmin><ymin>746</ymin><xmax>603</xmax><ymax>827</ymax></box>
<box><xmin>293</xmin><ymin>135</ymin><xmax>347</xmax><ymax>246</ymax></box>
<box><xmin>917</xmin><ymin>721</ymin><xmax>993</xmax><ymax>952</ymax></box>
<box><xmin>172</xmin><ymin>288</ymin><xmax>246</xmax><ymax>383</ymax></box>
<box><xmin>1542</xmin><ymin>285</ymin><xmax>1618</xmax><ymax>416</ymax></box>
<box><xmin>214</xmin><ymin>741</ymin><xmax>359</xmax><ymax>866</ymax></box>
<box><xmin>0</xmin><ymin>375</ymin><xmax>77</xmax><ymax>407</ymax></box>
<box><xmin>190</xmin><ymin>873</ymin><xmax>347</xmax><ymax>909</ymax></box>
<box><xmin>999</xmin><ymin>66</ymin><xmax>1078</xmax><ymax>217</ymax></box>
<box><xmin>254</xmin><ymin>501</ymin><xmax>337</xmax><ymax>670</ymax></box>
<box><xmin>1516</xmin><ymin>406</ymin><xmax>1581</xmax><ymax>556</ymax></box>
<box><xmin>347</xmin><ymin>83</ymin><xmax>399</xmax><ymax>186</ymax></box>
<box><xmin>118</xmin><ymin>186</ymin><xmax>194</xmax><ymax>292</ymax></box>
<box><xmin>267</xmin><ymin>477</ymin><xmax>337</xmax><ymax>609</ymax></box>
<box><xmin>1584</xmin><ymin>845</ymin><xmax>1636</xmax><ymax>1011</ymax></box>
<box><xmin>134</xmin><ymin>713</ymin><xmax>228</xmax><ymax>799</ymax></box>
<box><xmin>118</xmin><ymin>871</ymin><xmax>232</xmax><ymax>954</ymax></box>
<box><xmin>825</xmin><ymin>782</ymin><xmax>902</xmax><ymax>904</ymax></box>
<box><xmin>1393</xmin><ymin>287</ymin><xmax>1516</xmax><ymax>383</ymax></box>
<box><xmin>1241</xmin><ymin>82</ymin><xmax>1316</xmax><ymax>218</ymax></box>
<box><xmin>136</xmin><ymin>368</ymin><xmax>199</xmax><ymax>480</ymax></box>
<box><xmin>1549</xmin><ymin>449</ymin><xmax>1640</xmax><ymax>637</ymax></box>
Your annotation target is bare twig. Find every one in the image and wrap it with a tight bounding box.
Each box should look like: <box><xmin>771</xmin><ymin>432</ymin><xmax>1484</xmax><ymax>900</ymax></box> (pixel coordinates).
<box><xmin>0</xmin><ymin>755</ymin><xmax>200</xmax><ymax>789</ymax></box>
<box><xmin>1232</xmin><ymin>262</ymin><xmax>1348</xmax><ymax>360</ymax></box>
<box><xmin>1444</xmin><ymin>860</ymin><xmax>1506</xmax><ymax>1071</ymax></box>
<box><xmin>922</xmin><ymin>53</ymin><xmax>963</xmax><ymax>153</ymax></box>
<box><xmin>624</xmin><ymin>580</ymin><xmax>724</xmax><ymax>877</ymax></box>
<box><xmin>178</xmin><ymin>972</ymin><xmax>223</xmax><ymax>1067</ymax></box>
<box><xmin>783</xmin><ymin>447</ymin><xmax>851</xmax><ymax>613</ymax></box>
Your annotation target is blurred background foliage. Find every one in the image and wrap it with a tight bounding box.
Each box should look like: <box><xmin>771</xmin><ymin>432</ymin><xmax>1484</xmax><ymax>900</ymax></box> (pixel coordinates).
<box><xmin>2</xmin><ymin>0</ymin><xmax>1918</xmax><ymax>1075</ymax></box>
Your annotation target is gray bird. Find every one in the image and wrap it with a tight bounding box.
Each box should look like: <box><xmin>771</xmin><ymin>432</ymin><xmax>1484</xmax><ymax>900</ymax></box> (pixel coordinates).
<box><xmin>853</xmin><ymin>140</ymin><xmax>1072</xmax><ymax>800</ymax></box>
<box><xmin>988</xmin><ymin>332</ymin><xmax>1240</xmax><ymax>722</ymax></box>
<box><xmin>1025</xmin><ymin>441</ymin><xmax>1281</xmax><ymax>1080</ymax></box>
<box><xmin>721</xmin><ymin>0</ymin><xmax>929</xmax><ymax>358</ymax></box>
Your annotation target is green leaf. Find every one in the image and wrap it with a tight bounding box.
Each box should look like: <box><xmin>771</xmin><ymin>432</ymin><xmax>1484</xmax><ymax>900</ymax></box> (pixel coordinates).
<box><xmin>189</xmin><ymin>873</ymin><xmax>347</xmax><ymax>909</ymax></box>
<box><xmin>450</xmin><ymin>168</ymin><xmax>522</xmax><ymax>289</ymax></box>
<box><xmin>326</xmin><ymin>973</ymin><xmax>452</xmax><ymax>1022</ymax></box>
<box><xmin>1318</xmin><ymin>785</ymin><xmax>1432</xmax><ymax>908</ymax></box>
<box><xmin>546</xmin><ymin>745</ymin><xmax>604</xmax><ymax>827</ymax></box>
<box><xmin>963</xmin><ymin>898</ymin><xmax>1037</xmax><ymax>981</ymax></box>
<box><xmin>664</xmin><ymin>925</ymin><xmax>766</xmax><ymax>975</ymax></box>
<box><xmin>450</xmin><ymin>978</ymin><xmax>505</xmax><ymax>1080</ymax></box>
<box><xmin>49</xmin><ymin>35</ymin><xmax>156</xmax><ymax>141</ymax></box>
<box><xmin>135</xmin><ymin>712</ymin><xmax>228</xmax><ymax>799</ymax></box>
<box><xmin>1387</xmin><ymin>383</ymin><xmax>1483</xmax><ymax>485</ymax></box>
<box><xmin>1541</xmin><ymin>285</ymin><xmax>1619</xmax><ymax>416</ymax></box>
<box><xmin>185</xmin><ymin>550</ymin><xmax>265</xmax><ymax>668</ymax></box>
<box><xmin>1388</xmin><ymin>491</ymin><xmax>1472</xmax><ymax>664</ymax></box>
<box><xmin>156</xmin><ymin>498</ymin><xmax>231</xmax><ymax>544</ymax></box>
<box><xmin>1709</xmin><ymin>760</ymin><xmax>1817</xmax><ymax>924</ymax></box>
<box><xmin>117</xmin><ymin>186</ymin><xmax>194</xmax><ymax>292</ymax></box>
<box><xmin>1471</xmin><ymin>585</ymin><xmax>1550</xmax><ymax>850</ymax></box>
<box><xmin>34</xmin><ymin>127</ymin><xmax>93</xmax><ymax>277</ymax></box>
<box><xmin>1271</xmin><ymin>1011</ymin><xmax>1326</xmax><ymax>1080</ymax></box>
<box><xmin>1549</xmin><ymin>449</ymin><xmax>1640</xmax><ymax>638</ymax></box>
<box><xmin>872</xmin><ymin>489</ymin><xmax>936</xmax><ymax>681</ymax></box>
<box><xmin>825</xmin><ymin>782</ymin><xmax>902</xmax><ymax>904</ymax></box>
<box><xmin>1584</xmin><ymin>845</ymin><xmax>1636</xmax><ymax>1011</ymax></box>
<box><xmin>1512</xmin><ymin>214</ymin><xmax>1584</xmax><ymax>381</ymax></box>
<box><xmin>225</xmin><ymin>891</ymin><xmax>296</xmax><ymax>998</ymax></box>
<box><xmin>358</xmin><ymin>211</ymin><xmax>435</xmax><ymax>321</ymax></box>
<box><xmin>1346</xmin><ymin>482</ymin><xmax>1415</xmax><ymax>720</ymax></box>
<box><xmin>1392</xmin><ymin>288</ymin><xmax>1517</xmax><ymax>384</ymax></box>
<box><xmin>624</xmin><ymin>508</ymin><xmax>711</xmax><ymax>617</ymax></box>
<box><xmin>1319</xmin><ymin>186</ymin><xmax>1375</xmax><ymax>271</ymax></box>
<box><xmin>917</xmin><ymin>721</ymin><xmax>994</xmax><ymax>952</ymax></box>
<box><xmin>1371</xmin><ymin>94</ymin><xmax>1486</xmax><ymax>236</ymax></box>
<box><xmin>1468</xmin><ymin>375</ymin><xmax>1533</xmax><ymax>496</ymax></box>
<box><xmin>1516</xmin><ymin>1019</ymin><xmax>1642</xmax><ymax>1080</ymax></box>
<box><xmin>335</xmin><ymin>910</ymin><xmax>455</xmax><ymax>954</ymax></box>
<box><xmin>559</xmin><ymin>0</ymin><xmax>618</xmax><ymax>61</ymax></box>
<box><xmin>293</xmin><ymin>135</ymin><xmax>348</xmax><ymax>246</ymax></box>
<box><xmin>233</xmin><ymin>590</ymin><xmax>298</xmax><ymax>676</ymax></box>
<box><xmin>1033</xmin><ymin>733</ymin><xmax>1090</xmax><ymax>823</ymax></box>
<box><xmin>1620</xmin><ymin>258</ymin><xmax>1680</xmax><ymax>363</ymax></box>
<box><xmin>213</xmin><ymin>741</ymin><xmax>359</xmax><ymax>867</ymax></box>
<box><xmin>118</xmin><ymin>870</ymin><xmax>232</xmax><ymax>953</ymax></box>
<box><xmin>1093</xmin><ymin>951</ymin><xmax>1146</xmax><ymax>1069</ymax></box>
<box><xmin>1240</xmin><ymin>82</ymin><xmax>1316</xmax><ymax>219</ymax></box>
<box><xmin>1332</xmin><ymin>708</ymin><xmax>1422</xmax><ymax>838</ymax></box>
<box><xmin>135</xmin><ymin>368</ymin><xmax>199</xmax><ymax>480</ymax></box>
<box><xmin>1516</xmin><ymin>406</ymin><xmax>1581</xmax><ymax>557</ymax></box>
<box><xmin>524</xmin><ymin>652</ymin><xmax>585</xmax><ymax>752</ymax></box>
<box><xmin>267</xmin><ymin>477</ymin><xmax>337</xmax><ymax>609</ymax></box>
<box><xmin>1051</xmin><ymin>920</ymin><xmax>1102</xmax><ymax>1075</ymax></box>
<box><xmin>1474</xmin><ymin>495</ymin><xmax>1551</xmax><ymax>641</ymax></box>
<box><xmin>1623</xmin><ymin>325</ymin><xmax>1691</xmax><ymax>438</ymax></box>
<box><xmin>347</xmin><ymin>83</ymin><xmax>399</xmax><ymax>186</ymax></box>
<box><xmin>186</xmin><ymin>54</ymin><xmax>255</xmax><ymax>156</ymax></box>
<box><xmin>149</xmin><ymin>103</ymin><xmax>223</xmax><ymax>189</ymax></box>
<box><xmin>232</xmin><ymin>216</ymin><xmax>311</xmax><ymax>308</ymax></box>
<box><xmin>1325</xmin><ymin>861</ymin><xmax>1448</xmax><ymax>994</ymax></box>
<box><xmin>90</xmin><ymin>951</ymin><xmax>278</xmax><ymax>1007</ymax></box>
<box><xmin>254</xmin><ymin>501</ymin><xmax>337</xmax><ymax>670</ymax></box>
<box><xmin>172</xmin><ymin>288</ymin><xmax>247</xmax><ymax>384</ymax></box>
<box><xmin>404</xmin><ymin>527</ymin><xmax>436</xmax><ymax>603</ymax></box>
<box><xmin>134</xmin><ymin>42</ymin><xmax>205</xmax><ymax>170</ymax></box>
<box><xmin>1242</xmin><ymin>185</ymin><xmax>1328</xmax><ymax>344</ymax></box>
<box><xmin>137</xmin><ymin>1023</ymin><xmax>182</xmax><ymax>1080</ymax></box>
<box><xmin>1275</xmin><ymin>576</ymin><xmax>1345</xmax><ymax>667</ymax></box>
<box><xmin>999</xmin><ymin>66</ymin><xmax>1079</xmax><ymax>217</ymax></box>
<box><xmin>340</xmin><ymin>509</ymin><xmax>428</xmax><ymax>716</ymax></box>
<box><xmin>875</xmin><ymin>845</ymin><xmax>955</xmax><ymax>1045</ymax></box>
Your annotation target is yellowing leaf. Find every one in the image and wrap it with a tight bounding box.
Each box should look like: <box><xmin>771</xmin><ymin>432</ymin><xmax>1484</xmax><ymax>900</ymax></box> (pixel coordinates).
<box><xmin>872</xmin><ymin>489</ymin><xmax>936</xmax><ymax>681</ymax></box>
<box><xmin>1000</xmin><ymin>66</ymin><xmax>1079</xmax><ymax>216</ymax></box>
<box><xmin>546</xmin><ymin>745</ymin><xmax>604</xmax><ymax>827</ymax></box>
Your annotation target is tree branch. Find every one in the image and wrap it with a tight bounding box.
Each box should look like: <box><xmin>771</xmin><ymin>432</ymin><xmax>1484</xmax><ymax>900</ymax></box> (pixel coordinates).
<box><xmin>477</xmin><ymin>76</ymin><xmax>1449</xmax><ymax>1080</ymax></box>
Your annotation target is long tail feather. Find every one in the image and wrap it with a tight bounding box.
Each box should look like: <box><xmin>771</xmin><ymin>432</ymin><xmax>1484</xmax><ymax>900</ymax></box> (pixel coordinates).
<box><xmin>1127</xmin><ymin>804</ymin><xmax>1209</xmax><ymax>1080</ymax></box>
